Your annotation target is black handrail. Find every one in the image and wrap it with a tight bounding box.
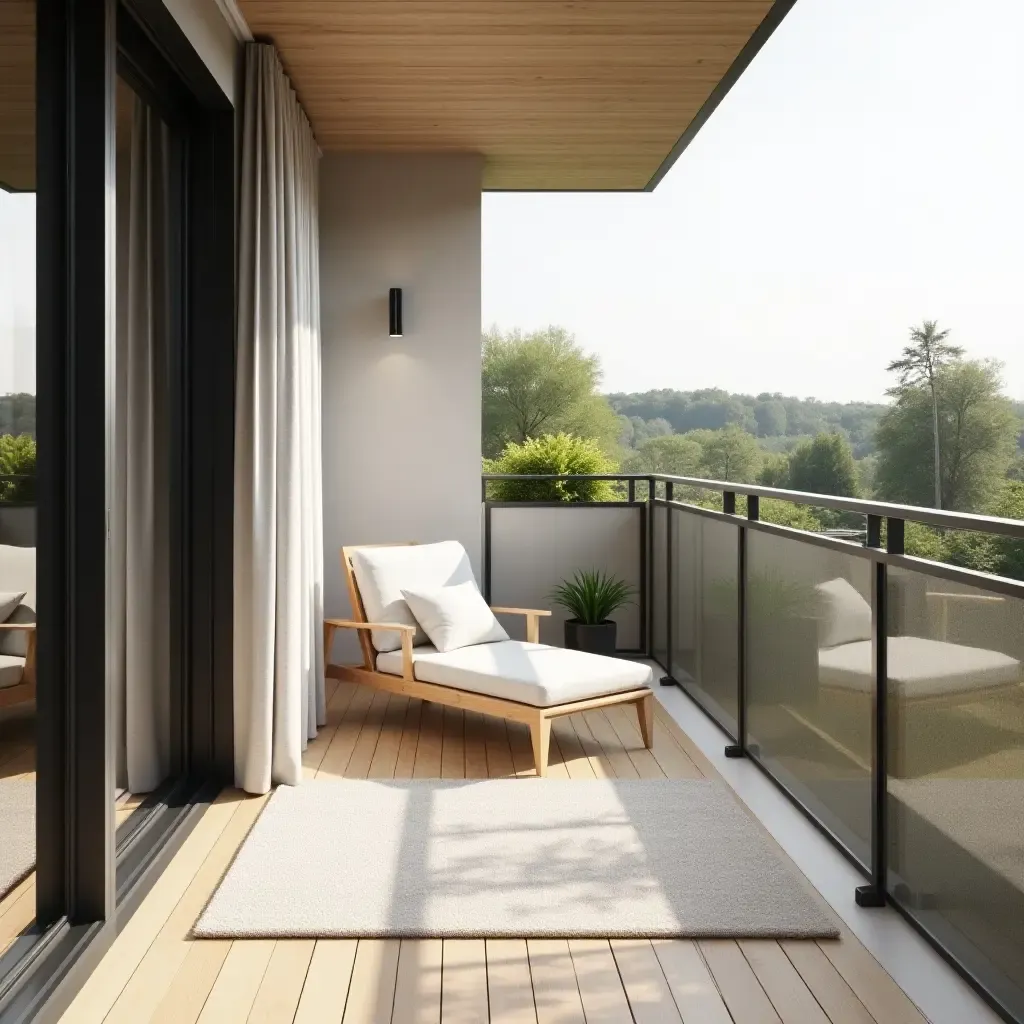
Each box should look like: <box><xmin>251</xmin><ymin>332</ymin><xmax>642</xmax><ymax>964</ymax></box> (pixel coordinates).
<box><xmin>482</xmin><ymin>471</ymin><xmax>1024</xmax><ymax>539</ymax></box>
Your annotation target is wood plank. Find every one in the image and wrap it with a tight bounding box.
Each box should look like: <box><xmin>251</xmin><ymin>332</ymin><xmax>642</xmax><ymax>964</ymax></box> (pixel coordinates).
<box><xmin>646</xmin><ymin>716</ymin><xmax>705</xmax><ymax>780</ymax></box>
<box><xmin>739</xmin><ymin>941</ymin><xmax>830</xmax><ymax>1024</ymax></box>
<box><xmin>567</xmin><ymin>939</ymin><xmax>633</xmax><ymax>1023</ymax></box>
<box><xmin>317</xmin><ymin>683</ymin><xmax>376</xmax><ymax>778</ymax></box>
<box><xmin>463</xmin><ymin>710</ymin><xmax>490</xmax><ymax>779</ymax></box>
<box><xmin>819</xmin><ymin>938</ymin><xmax>929</xmax><ymax>1024</ymax></box>
<box><xmin>367</xmin><ymin>693</ymin><xmax>409</xmax><ymax>778</ymax></box>
<box><xmin>441</xmin><ymin>939</ymin><xmax>489</xmax><ymax>1024</ymax></box>
<box><xmin>700</xmin><ymin>939</ymin><xmax>782</xmax><ymax>1023</ymax></box>
<box><xmin>101</xmin><ymin>794</ymin><xmax>270</xmax><ymax>1024</ymax></box>
<box><xmin>550</xmin><ymin>716</ymin><xmax>596</xmax><ymax>779</ymax></box>
<box><xmin>195</xmin><ymin>940</ymin><xmax>276</xmax><ymax>1024</ymax></box>
<box><xmin>602</xmin><ymin>705</ymin><xmax>665</xmax><ymax>779</ymax></box>
<box><xmin>440</xmin><ymin>706</ymin><xmax>466</xmax><ymax>779</ymax></box>
<box><xmin>507</xmin><ymin>719</ymin><xmax>536</xmax><ymax>777</ymax></box>
<box><xmin>59</xmin><ymin>791</ymin><xmax>251</xmax><ymax>1023</ymax></box>
<box><xmin>651</xmin><ymin>940</ymin><xmax>733</xmax><ymax>1024</ymax></box>
<box><xmin>247</xmin><ymin>940</ymin><xmax>317</xmax><ymax>1023</ymax></box>
<box><xmin>413</xmin><ymin>700</ymin><xmax>444</xmax><ymax>778</ymax></box>
<box><xmin>304</xmin><ymin>681</ymin><xmax>359</xmax><ymax>778</ymax></box>
<box><xmin>779</xmin><ymin>941</ymin><xmax>876</xmax><ymax>1024</ymax></box>
<box><xmin>392</xmin><ymin>940</ymin><xmax>442</xmax><ymax>1024</ymax></box>
<box><xmin>482</xmin><ymin>713</ymin><xmax>515</xmax><ymax>779</ymax></box>
<box><xmin>580</xmin><ymin>710</ymin><xmax>640</xmax><ymax>778</ymax></box>
<box><xmin>345</xmin><ymin>689</ymin><xmax>393</xmax><ymax>778</ymax></box>
<box><xmin>566</xmin><ymin>714</ymin><xmax>614</xmax><ymax>779</ymax></box>
<box><xmin>610</xmin><ymin>939</ymin><xmax>682</xmax><ymax>1024</ymax></box>
<box><xmin>151</xmin><ymin>941</ymin><xmax>231</xmax><ymax>1024</ymax></box>
<box><xmin>393</xmin><ymin>697</ymin><xmax>424</xmax><ymax>779</ymax></box>
<box><xmin>293</xmin><ymin>940</ymin><xmax>358</xmax><ymax>1024</ymax></box>
<box><xmin>486</xmin><ymin>939</ymin><xmax>537</xmax><ymax>1024</ymax></box>
<box><xmin>527</xmin><ymin>939</ymin><xmax>585</xmax><ymax>1024</ymax></box>
<box><xmin>342</xmin><ymin>940</ymin><xmax>401</xmax><ymax>1023</ymax></box>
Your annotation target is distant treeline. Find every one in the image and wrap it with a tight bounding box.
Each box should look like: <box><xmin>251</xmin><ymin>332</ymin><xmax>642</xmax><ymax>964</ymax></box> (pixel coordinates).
<box><xmin>607</xmin><ymin>388</ymin><xmax>886</xmax><ymax>457</ymax></box>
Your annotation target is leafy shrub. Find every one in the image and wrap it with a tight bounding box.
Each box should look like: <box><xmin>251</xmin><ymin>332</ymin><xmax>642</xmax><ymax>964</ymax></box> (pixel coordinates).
<box><xmin>485</xmin><ymin>433</ymin><xmax>617</xmax><ymax>501</ymax></box>
<box><xmin>0</xmin><ymin>434</ymin><xmax>36</xmax><ymax>503</ymax></box>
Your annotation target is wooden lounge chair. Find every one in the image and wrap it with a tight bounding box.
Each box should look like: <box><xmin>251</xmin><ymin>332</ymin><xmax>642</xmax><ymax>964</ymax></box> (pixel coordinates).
<box><xmin>324</xmin><ymin>541</ymin><xmax>654</xmax><ymax>776</ymax></box>
<box><xmin>0</xmin><ymin>544</ymin><xmax>36</xmax><ymax>710</ymax></box>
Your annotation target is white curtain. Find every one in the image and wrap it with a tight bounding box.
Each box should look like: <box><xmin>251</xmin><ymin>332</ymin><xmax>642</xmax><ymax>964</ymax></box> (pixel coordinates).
<box><xmin>234</xmin><ymin>43</ymin><xmax>325</xmax><ymax>794</ymax></box>
<box><xmin>113</xmin><ymin>95</ymin><xmax>172</xmax><ymax>794</ymax></box>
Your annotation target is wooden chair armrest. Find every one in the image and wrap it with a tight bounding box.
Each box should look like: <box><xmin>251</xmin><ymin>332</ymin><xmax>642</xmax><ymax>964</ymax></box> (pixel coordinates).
<box><xmin>490</xmin><ymin>606</ymin><xmax>551</xmax><ymax>644</ymax></box>
<box><xmin>324</xmin><ymin>618</ymin><xmax>417</xmax><ymax>633</ymax></box>
<box><xmin>0</xmin><ymin>622</ymin><xmax>36</xmax><ymax>630</ymax></box>
<box><xmin>323</xmin><ymin>618</ymin><xmax>416</xmax><ymax>681</ymax></box>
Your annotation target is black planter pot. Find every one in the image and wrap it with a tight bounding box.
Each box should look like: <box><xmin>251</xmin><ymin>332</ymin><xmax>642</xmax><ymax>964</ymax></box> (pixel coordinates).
<box><xmin>564</xmin><ymin>619</ymin><xmax>617</xmax><ymax>655</ymax></box>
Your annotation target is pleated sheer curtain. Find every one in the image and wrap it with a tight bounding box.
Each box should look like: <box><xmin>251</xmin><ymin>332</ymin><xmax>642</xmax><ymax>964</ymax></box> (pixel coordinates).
<box><xmin>234</xmin><ymin>43</ymin><xmax>325</xmax><ymax>794</ymax></box>
<box><xmin>112</xmin><ymin>95</ymin><xmax>172</xmax><ymax>795</ymax></box>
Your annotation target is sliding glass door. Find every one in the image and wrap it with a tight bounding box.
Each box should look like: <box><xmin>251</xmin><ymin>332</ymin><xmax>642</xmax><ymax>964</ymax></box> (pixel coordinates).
<box><xmin>0</xmin><ymin>1</ymin><xmax>235</xmax><ymax>1016</ymax></box>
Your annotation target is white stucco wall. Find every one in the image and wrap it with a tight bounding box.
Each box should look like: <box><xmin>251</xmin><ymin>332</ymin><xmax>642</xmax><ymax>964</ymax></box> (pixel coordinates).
<box><xmin>160</xmin><ymin>0</ymin><xmax>240</xmax><ymax>104</ymax></box>
<box><xmin>319</xmin><ymin>153</ymin><xmax>484</xmax><ymax>628</ymax></box>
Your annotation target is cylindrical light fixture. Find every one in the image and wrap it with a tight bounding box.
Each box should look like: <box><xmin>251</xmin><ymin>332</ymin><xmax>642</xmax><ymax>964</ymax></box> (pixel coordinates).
<box><xmin>389</xmin><ymin>287</ymin><xmax>403</xmax><ymax>337</ymax></box>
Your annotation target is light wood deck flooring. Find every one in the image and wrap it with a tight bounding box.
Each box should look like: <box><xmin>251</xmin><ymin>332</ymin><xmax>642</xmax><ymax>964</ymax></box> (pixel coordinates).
<box><xmin>56</xmin><ymin>678</ymin><xmax>932</xmax><ymax>1023</ymax></box>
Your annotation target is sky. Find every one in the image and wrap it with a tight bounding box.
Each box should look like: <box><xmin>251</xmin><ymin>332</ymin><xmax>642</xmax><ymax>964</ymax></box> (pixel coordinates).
<box><xmin>482</xmin><ymin>0</ymin><xmax>1024</xmax><ymax>404</ymax></box>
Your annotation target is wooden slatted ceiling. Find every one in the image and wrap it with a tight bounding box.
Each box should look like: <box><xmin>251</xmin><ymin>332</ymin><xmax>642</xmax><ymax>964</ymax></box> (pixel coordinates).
<box><xmin>0</xmin><ymin>0</ymin><xmax>35</xmax><ymax>192</ymax></box>
<box><xmin>238</xmin><ymin>0</ymin><xmax>780</xmax><ymax>190</ymax></box>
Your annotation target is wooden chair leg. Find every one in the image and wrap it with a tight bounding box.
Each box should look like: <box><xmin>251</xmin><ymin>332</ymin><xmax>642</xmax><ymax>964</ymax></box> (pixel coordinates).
<box><xmin>530</xmin><ymin>716</ymin><xmax>551</xmax><ymax>777</ymax></box>
<box><xmin>636</xmin><ymin>694</ymin><xmax>654</xmax><ymax>749</ymax></box>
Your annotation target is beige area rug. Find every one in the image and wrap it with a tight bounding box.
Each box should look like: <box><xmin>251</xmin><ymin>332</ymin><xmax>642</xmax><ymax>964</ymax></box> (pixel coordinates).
<box><xmin>194</xmin><ymin>779</ymin><xmax>839</xmax><ymax>939</ymax></box>
<box><xmin>0</xmin><ymin>776</ymin><xmax>34</xmax><ymax>899</ymax></box>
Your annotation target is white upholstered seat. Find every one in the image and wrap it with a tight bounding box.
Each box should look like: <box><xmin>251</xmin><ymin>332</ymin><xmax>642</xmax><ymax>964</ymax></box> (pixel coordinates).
<box><xmin>377</xmin><ymin>640</ymin><xmax>653</xmax><ymax>708</ymax></box>
<box><xmin>818</xmin><ymin>635</ymin><xmax>1021</xmax><ymax>700</ymax></box>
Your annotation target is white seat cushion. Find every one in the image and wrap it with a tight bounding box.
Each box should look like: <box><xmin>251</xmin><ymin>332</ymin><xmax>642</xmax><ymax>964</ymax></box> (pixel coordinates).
<box><xmin>376</xmin><ymin>640</ymin><xmax>653</xmax><ymax>707</ymax></box>
<box><xmin>818</xmin><ymin>636</ymin><xmax>1022</xmax><ymax>700</ymax></box>
<box><xmin>349</xmin><ymin>542</ymin><xmax>476</xmax><ymax>653</ymax></box>
<box><xmin>0</xmin><ymin>654</ymin><xmax>26</xmax><ymax>689</ymax></box>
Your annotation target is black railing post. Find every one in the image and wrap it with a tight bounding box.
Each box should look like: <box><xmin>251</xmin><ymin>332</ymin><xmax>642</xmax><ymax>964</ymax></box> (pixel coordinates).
<box><xmin>628</xmin><ymin>477</ymin><xmax>636</xmax><ymax>504</ymax></box>
<box><xmin>856</xmin><ymin>513</ymin><xmax>896</xmax><ymax>908</ymax></box>
<box><xmin>725</xmin><ymin>494</ymin><xmax>757</xmax><ymax>757</ymax></box>
<box><xmin>660</xmin><ymin>480</ymin><xmax>677</xmax><ymax>687</ymax></box>
<box><xmin>723</xmin><ymin>490</ymin><xmax>736</xmax><ymax>514</ymax></box>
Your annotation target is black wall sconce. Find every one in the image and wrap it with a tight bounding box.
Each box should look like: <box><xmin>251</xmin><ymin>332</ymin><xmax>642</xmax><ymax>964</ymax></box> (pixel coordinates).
<box><xmin>389</xmin><ymin>287</ymin><xmax>403</xmax><ymax>337</ymax></box>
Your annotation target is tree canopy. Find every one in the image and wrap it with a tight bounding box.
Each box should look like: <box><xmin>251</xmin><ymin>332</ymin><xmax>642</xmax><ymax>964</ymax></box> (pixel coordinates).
<box><xmin>484</xmin><ymin>433</ymin><xmax>616</xmax><ymax>502</ymax></box>
<box><xmin>875</xmin><ymin>359</ymin><xmax>1019</xmax><ymax>511</ymax></box>
<box><xmin>482</xmin><ymin>326</ymin><xmax>619</xmax><ymax>458</ymax></box>
<box><xmin>787</xmin><ymin>433</ymin><xmax>859</xmax><ymax>497</ymax></box>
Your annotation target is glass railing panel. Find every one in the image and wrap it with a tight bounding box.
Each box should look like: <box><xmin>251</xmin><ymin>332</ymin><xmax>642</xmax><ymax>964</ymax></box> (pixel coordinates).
<box><xmin>887</xmin><ymin>567</ymin><xmax>1024</xmax><ymax>1020</ymax></box>
<box><xmin>746</xmin><ymin>530</ymin><xmax>874</xmax><ymax>868</ymax></box>
<box><xmin>652</xmin><ymin>503</ymin><xmax>668</xmax><ymax>667</ymax></box>
<box><xmin>488</xmin><ymin>504</ymin><xmax>644</xmax><ymax>650</ymax></box>
<box><xmin>670</xmin><ymin>509</ymin><xmax>740</xmax><ymax>736</ymax></box>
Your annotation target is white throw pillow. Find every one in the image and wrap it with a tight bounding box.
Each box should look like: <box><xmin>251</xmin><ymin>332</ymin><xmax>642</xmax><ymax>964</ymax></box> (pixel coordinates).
<box><xmin>349</xmin><ymin>541</ymin><xmax>477</xmax><ymax>652</ymax></box>
<box><xmin>0</xmin><ymin>591</ymin><xmax>26</xmax><ymax>624</ymax></box>
<box><xmin>401</xmin><ymin>581</ymin><xmax>509</xmax><ymax>654</ymax></box>
<box><xmin>815</xmin><ymin>577</ymin><xmax>872</xmax><ymax>648</ymax></box>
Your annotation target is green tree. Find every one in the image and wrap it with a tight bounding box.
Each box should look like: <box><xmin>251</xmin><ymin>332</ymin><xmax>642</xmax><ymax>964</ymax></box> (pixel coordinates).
<box><xmin>622</xmin><ymin>435</ymin><xmax>702</xmax><ymax>477</ymax></box>
<box><xmin>886</xmin><ymin>320</ymin><xmax>964</xmax><ymax>508</ymax></box>
<box><xmin>484</xmin><ymin>433</ymin><xmax>616</xmax><ymax>502</ymax></box>
<box><xmin>875</xmin><ymin>360</ymin><xmax>1020</xmax><ymax>512</ymax></box>
<box><xmin>787</xmin><ymin>432</ymin><xmax>859</xmax><ymax>497</ymax></box>
<box><xmin>690</xmin><ymin>426</ymin><xmax>761</xmax><ymax>482</ymax></box>
<box><xmin>481</xmin><ymin>326</ymin><xmax>620</xmax><ymax>458</ymax></box>
<box><xmin>756</xmin><ymin>452</ymin><xmax>790</xmax><ymax>488</ymax></box>
<box><xmin>753</xmin><ymin>400</ymin><xmax>787</xmax><ymax>437</ymax></box>
<box><xmin>0</xmin><ymin>433</ymin><xmax>36</xmax><ymax>502</ymax></box>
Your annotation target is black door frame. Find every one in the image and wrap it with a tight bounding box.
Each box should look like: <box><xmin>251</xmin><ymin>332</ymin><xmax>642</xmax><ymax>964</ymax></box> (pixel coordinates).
<box><xmin>0</xmin><ymin>1</ymin><xmax>235</xmax><ymax>1019</ymax></box>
